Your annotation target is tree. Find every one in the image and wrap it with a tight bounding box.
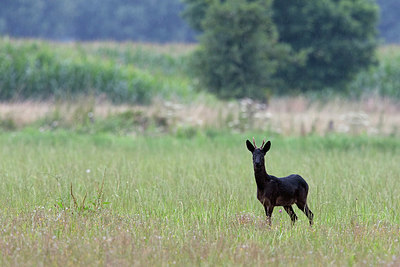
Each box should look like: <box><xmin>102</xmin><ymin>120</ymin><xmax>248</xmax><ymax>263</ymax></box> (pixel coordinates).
<box><xmin>191</xmin><ymin>0</ymin><xmax>281</xmax><ymax>100</ymax></box>
<box><xmin>272</xmin><ymin>0</ymin><xmax>378</xmax><ymax>92</ymax></box>
<box><xmin>183</xmin><ymin>0</ymin><xmax>379</xmax><ymax>95</ymax></box>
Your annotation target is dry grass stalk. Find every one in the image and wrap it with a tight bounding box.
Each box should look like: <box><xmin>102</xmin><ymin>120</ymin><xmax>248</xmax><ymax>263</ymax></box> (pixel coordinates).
<box><xmin>0</xmin><ymin>96</ymin><xmax>399</xmax><ymax>136</ymax></box>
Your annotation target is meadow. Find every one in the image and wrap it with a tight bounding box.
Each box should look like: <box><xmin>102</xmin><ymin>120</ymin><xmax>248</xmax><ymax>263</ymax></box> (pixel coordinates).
<box><xmin>0</xmin><ymin>131</ymin><xmax>399</xmax><ymax>266</ymax></box>
<box><xmin>0</xmin><ymin>38</ymin><xmax>400</xmax><ymax>266</ymax></box>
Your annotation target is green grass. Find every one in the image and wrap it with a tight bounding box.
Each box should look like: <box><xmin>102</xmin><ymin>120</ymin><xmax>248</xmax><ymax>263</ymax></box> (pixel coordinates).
<box><xmin>0</xmin><ymin>131</ymin><xmax>399</xmax><ymax>265</ymax></box>
<box><xmin>0</xmin><ymin>38</ymin><xmax>194</xmax><ymax>103</ymax></box>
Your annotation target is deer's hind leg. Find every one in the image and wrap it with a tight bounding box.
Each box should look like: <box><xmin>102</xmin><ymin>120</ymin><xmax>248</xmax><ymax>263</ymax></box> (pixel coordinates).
<box><xmin>284</xmin><ymin>206</ymin><xmax>298</xmax><ymax>225</ymax></box>
<box><xmin>296</xmin><ymin>202</ymin><xmax>314</xmax><ymax>226</ymax></box>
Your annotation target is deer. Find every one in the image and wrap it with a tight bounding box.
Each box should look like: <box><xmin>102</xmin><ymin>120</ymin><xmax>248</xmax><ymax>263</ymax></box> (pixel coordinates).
<box><xmin>246</xmin><ymin>138</ymin><xmax>314</xmax><ymax>226</ymax></box>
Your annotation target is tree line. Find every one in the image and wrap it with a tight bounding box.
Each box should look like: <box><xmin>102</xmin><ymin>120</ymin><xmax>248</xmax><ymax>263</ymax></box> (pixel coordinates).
<box><xmin>0</xmin><ymin>0</ymin><xmax>195</xmax><ymax>42</ymax></box>
<box><xmin>377</xmin><ymin>0</ymin><xmax>400</xmax><ymax>43</ymax></box>
<box><xmin>0</xmin><ymin>0</ymin><xmax>398</xmax><ymax>43</ymax></box>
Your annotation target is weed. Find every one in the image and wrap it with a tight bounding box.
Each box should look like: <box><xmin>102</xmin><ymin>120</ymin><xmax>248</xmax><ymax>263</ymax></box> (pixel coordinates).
<box><xmin>55</xmin><ymin>171</ymin><xmax>110</xmax><ymax>213</ymax></box>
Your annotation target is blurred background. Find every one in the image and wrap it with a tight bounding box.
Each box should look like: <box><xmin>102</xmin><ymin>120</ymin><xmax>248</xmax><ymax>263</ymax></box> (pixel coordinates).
<box><xmin>0</xmin><ymin>0</ymin><xmax>399</xmax><ymax>137</ymax></box>
<box><xmin>0</xmin><ymin>0</ymin><xmax>398</xmax><ymax>43</ymax></box>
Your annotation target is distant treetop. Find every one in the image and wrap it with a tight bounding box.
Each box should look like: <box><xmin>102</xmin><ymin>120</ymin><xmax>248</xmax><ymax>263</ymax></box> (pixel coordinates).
<box><xmin>0</xmin><ymin>0</ymin><xmax>195</xmax><ymax>42</ymax></box>
<box><xmin>0</xmin><ymin>0</ymin><xmax>397</xmax><ymax>43</ymax></box>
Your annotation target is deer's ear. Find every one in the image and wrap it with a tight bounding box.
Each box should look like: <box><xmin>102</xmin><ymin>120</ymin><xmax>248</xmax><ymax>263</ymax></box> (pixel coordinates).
<box><xmin>262</xmin><ymin>141</ymin><xmax>271</xmax><ymax>153</ymax></box>
<box><xmin>246</xmin><ymin>140</ymin><xmax>255</xmax><ymax>153</ymax></box>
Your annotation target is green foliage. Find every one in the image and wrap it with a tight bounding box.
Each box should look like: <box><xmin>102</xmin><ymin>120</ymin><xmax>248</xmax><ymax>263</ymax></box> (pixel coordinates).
<box><xmin>175</xmin><ymin>124</ymin><xmax>199</xmax><ymax>138</ymax></box>
<box><xmin>183</xmin><ymin>0</ymin><xmax>379</xmax><ymax>97</ymax></box>
<box><xmin>0</xmin><ymin>40</ymin><xmax>154</xmax><ymax>103</ymax></box>
<box><xmin>0</xmin><ymin>38</ymin><xmax>195</xmax><ymax>103</ymax></box>
<box><xmin>182</xmin><ymin>0</ymin><xmax>217</xmax><ymax>32</ymax></box>
<box><xmin>348</xmin><ymin>46</ymin><xmax>400</xmax><ymax>98</ymax></box>
<box><xmin>272</xmin><ymin>0</ymin><xmax>379</xmax><ymax>92</ymax></box>
<box><xmin>94</xmin><ymin>111</ymin><xmax>148</xmax><ymax>135</ymax></box>
<box><xmin>0</xmin><ymin>37</ymin><xmax>398</xmax><ymax>104</ymax></box>
<box><xmin>191</xmin><ymin>0</ymin><xmax>281</xmax><ymax>100</ymax></box>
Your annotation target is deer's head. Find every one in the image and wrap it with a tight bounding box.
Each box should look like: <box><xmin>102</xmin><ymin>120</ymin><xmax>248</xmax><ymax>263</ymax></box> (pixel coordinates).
<box><xmin>246</xmin><ymin>138</ymin><xmax>271</xmax><ymax>169</ymax></box>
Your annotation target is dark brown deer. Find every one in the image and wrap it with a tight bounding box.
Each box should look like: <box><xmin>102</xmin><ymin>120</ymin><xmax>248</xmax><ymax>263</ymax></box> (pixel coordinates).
<box><xmin>246</xmin><ymin>138</ymin><xmax>314</xmax><ymax>226</ymax></box>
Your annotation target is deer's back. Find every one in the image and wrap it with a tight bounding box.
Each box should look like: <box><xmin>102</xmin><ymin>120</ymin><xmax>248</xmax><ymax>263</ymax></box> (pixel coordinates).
<box><xmin>258</xmin><ymin>174</ymin><xmax>309</xmax><ymax>206</ymax></box>
<box><xmin>278</xmin><ymin>174</ymin><xmax>309</xmax><ymax>193</ymax></box>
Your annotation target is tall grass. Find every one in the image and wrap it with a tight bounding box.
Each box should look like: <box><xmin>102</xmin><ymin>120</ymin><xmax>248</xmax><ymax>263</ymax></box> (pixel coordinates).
<box><xmin>2</xmin><ymin>37</ymin><xmax>400</xmax><ymax>103</ymax></box>
<box><xmin>0</xmin><ymin>38</ymin><xmax>194</xmax><ymax>103</ymax></box>
<box><xmin>0</xmin><ymin>131</ymin><xmax>399</xmax><ymax>265</ymax></box>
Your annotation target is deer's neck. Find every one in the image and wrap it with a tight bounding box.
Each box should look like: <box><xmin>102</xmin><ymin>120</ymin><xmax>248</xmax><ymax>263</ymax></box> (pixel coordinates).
<box><xmin>254</xmin><ymin>165</ymin><xmax>271</xmax><ymax>191</ymax></box>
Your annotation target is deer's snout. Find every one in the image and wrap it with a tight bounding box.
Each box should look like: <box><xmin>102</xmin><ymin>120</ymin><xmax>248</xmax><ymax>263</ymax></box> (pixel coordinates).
<box><xmin>254</xmin><ymin>159</ymin><xmax>262</xmax><ymax>167</ymax></box>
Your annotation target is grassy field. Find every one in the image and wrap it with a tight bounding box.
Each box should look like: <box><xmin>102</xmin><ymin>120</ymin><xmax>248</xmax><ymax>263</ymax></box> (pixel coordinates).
<box><xmin>0</xmin><ymin>131</ymin><xmax>399</xmax><ymax>266</ymax></box>
<box><xmin>0</xmin><ymin>38</ymin><xmax>400</xmax><ymax>266</ymax></box>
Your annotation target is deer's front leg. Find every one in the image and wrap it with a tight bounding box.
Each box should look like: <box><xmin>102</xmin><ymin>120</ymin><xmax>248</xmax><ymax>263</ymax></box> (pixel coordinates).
<box><xmin>264</xmin><ymin>205</ymin><xmax>274</xmax><ymax>226</ymax></box>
